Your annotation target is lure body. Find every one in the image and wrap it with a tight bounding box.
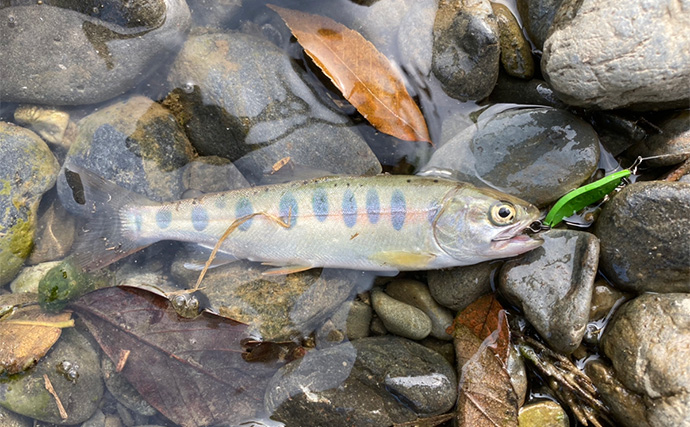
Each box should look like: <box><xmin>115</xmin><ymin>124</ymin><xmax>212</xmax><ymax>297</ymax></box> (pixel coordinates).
<box><xmin>69</xmin><ymin>170</ymin><xmax>542</xmax><ymax>273</ymax></box>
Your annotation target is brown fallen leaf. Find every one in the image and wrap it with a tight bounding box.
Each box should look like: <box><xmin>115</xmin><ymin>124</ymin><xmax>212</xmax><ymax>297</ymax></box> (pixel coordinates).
<box><xmin>0</xmin><ymin>304</ymin><xmax>73</xmax><ymax>375</ymax></box>
<box><xmin>71</xmin><ymin>286</ymin><xmax>286</xmax><ymax>427</ymax></box>
<box><xmin>268</xmin><ymin>4</ymin><xmax>431</xmax><ymax>143</ymax></box>
<box><xmin>451</xmin><ymin>294</ymin><xmax>518</xmax><ymax>427</ymax></box>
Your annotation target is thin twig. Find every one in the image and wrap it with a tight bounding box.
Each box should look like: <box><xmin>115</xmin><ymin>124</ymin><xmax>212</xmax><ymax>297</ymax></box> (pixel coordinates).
<box><xmin>43</xmin><ymin>374</ymin><xmax>68</xmax><ymax>420</ymax></box>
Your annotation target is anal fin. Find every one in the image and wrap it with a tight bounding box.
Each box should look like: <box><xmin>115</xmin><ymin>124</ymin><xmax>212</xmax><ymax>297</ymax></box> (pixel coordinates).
<box><xmin>368</xmin><ymin>251</ymin><xmax>436</xmax><ymax>270</ymax></box>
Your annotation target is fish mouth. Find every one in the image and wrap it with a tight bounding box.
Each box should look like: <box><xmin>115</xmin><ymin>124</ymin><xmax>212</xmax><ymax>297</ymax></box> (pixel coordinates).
<box><xmin>490</xmin><ymin>219</ymin><xmax>544</xmax><ymax>255</ymax></box>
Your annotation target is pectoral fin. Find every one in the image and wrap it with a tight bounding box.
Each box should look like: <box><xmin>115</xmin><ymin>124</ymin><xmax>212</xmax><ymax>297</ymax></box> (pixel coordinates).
<box><xmin>369</xmin><ymin>251</ymin><xmax>436</xmax><ymax>270</ymax></box>
<box><xmin>261</xmin><ymin>264</ymin><xmax>313</xmax><ymax>276</ymax></box>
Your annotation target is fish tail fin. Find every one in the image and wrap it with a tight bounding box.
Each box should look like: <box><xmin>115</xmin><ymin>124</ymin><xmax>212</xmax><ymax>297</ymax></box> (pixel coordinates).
<box><xmin>64</xmin><ymin>166</ymin><xmax>159</xmax><ymax>271</ymax></box>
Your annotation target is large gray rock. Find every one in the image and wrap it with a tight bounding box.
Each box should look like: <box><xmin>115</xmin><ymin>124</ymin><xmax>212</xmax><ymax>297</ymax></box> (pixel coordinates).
<box><xmin>427</xmin><ymin>261</ymin><xmax>498</xmax><ymax>312</ymax></box>
<box><xmin>421</xmin><ymin>107</ymin><xmax>600</xmax><ymax>206</ymax></box>
<box><xmin>166</xmin><ymin>32</ymin><xmax>381</xmax><ymax>184</ymax></box>
<box><xmin>601</xmin><ymin>293</ymin><xmax>690</xmax><ymax>427</ymax></box>
<box><xmin>0</xmin><ymin>122</ymin><xmax>60</xmax><ymax>285</ymax></box>
<box><xmin>542</xmin><ymin>0</ymin><xmax>690</xmax><ymax>109</ymax></box>
<box><xmin>595</xmin><ymin>181</ymin><xmax>690</xmax><ymax>292</ymax></box>
<box><xmin>265</xmin><ymin>337</ymin><xmax>456</xmax><ymax>426</ymax></box>
<box><xmin>0</xmin><ymin>0</ymin><xmax>190</xmax><ymax>105</ymax></box>
<box><xmin>499</xmin><ymin>230</ymin><xmax>599</xmax><ymax>354</ymax></box>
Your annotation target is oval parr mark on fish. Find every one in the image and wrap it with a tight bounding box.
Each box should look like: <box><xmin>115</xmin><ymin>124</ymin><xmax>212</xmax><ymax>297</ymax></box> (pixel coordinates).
<box><xmin>279</xmin><ymin>192</ymin><xmax>298</xmax><ymax>228</ymax></box>
<box><xmin>391</xmin><ymin>189</ymin><xmax>406</xmax><ymax>231</ymax></box>
<box><xmin>192</xmin><ymin>206</ymin><xmax>209</xmax><ymax>232</ymax></box>
<box><xmin>342</xmin><ymin>189</ymin><xmax>357</xmax><ymax>228</ymax></box>
<box><xmin>312</xmin><ymin>188</ymin><xmax>329</xmax><ymax>222</ymax></box>
<box><xmin>235</xmin><ymin>198</ymin><xmax>253</xmax><ymax>231</ymax></box>
<box><xmin>156</xmin><ymin>209</ymin><xmax>172</xmax><ymax>229</ymax></box>
<box><xmin>366</xmin><ymin>189</ymin><xmax>380</xmax><ymax>224</ymax></box>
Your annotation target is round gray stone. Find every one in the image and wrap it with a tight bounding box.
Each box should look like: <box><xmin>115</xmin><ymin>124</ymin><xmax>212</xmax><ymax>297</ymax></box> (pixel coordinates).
<box><xmin>371</xmin><ymin>287</ymin><xmax>432</xmax><ymax>340</ymax></box>
<box><xmin>594</xmin><ymin>181</ymin><xmax>690</xmax><ymax>292</ymax></box>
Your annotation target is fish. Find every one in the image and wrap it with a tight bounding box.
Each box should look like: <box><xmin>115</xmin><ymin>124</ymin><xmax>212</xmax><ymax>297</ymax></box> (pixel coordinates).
<box><xmin>65</xmin><ymin>167</ymin><xmax>543</xmax><ymax>273</ymax></box>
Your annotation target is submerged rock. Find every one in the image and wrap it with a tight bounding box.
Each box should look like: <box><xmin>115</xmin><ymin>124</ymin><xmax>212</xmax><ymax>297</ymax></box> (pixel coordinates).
<box><xmin>432</xmin><ymin>0</ymin><xmax>500</xmax><ymax>101</ymax></box>
<box><xmin>370</xmin><ymin>287</ymin><xmax>432</xmax><ymax>341</ymax></box>
<box><xmin>265</xmin><ymin>336</ymin><xmax>456</xmax><ymax>426</ymax></box>
<box><xmin>421</xmin><ymin>107</ymin><xmax>600</xmax><ymax>206</ymax></box>
<box><xmin>601</xmin><ymin>293</ymin><xmax>690</xmax><ymax>426</ymax></box>
<box><xmin>492</xmin><ymin>3</ymin><xmax>534</xmax><ymax>79</ymax></box>
<box><xmin>0</xmin><ymin>122</ymin><xmax>60</xmax><ymax>285</ymax></box>
<box><xmin>427</xmin><ymin>261</ymin><xmax>499</xmax><ymax>312</ymax></box>
<box><xmin>57</xmin><ymin>96</ymin><xmax>196</xmax><ymax>216</ymax></box>
<box><xmin>542</xmin><ymin>0</ymin><xmax>690</xmax><ymax>109</ymax></box>
<box><xmin>499</xmin><ymin>229</ymin><xmax>599</xmax><ymax>354</ymax></box>
<box><xmin>595</xmin><ymin>181</ymin><xmax>690</xmax><ymax>293</ymax></box>
<box><xmin>0</xmin><ymin>0</ymin><xmax>190</xmax><ymax>105</ymax></box>
<box><xmin>166</xmin><ymin>32</ymin><xmax>381</xmax><ymax>184</ymax></box>
<box><xmin>0</xmin><ymin>328</ymin><xmax>104</xmax><ymax>424</ymax></box>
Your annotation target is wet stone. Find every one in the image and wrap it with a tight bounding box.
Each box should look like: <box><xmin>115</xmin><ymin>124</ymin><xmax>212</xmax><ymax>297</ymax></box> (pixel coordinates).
<box><xmin>595</xmin><ymin>181</ymin><xmax>690</xmax><ymax>293</ymax></box>
<box><xmin>166</xmin><ymin>32</ymin><xmax>381</xmax><ymax>184</ymax></box>
<box><xmin>0</xmin><ymin>328</ymin><xmax>104</xmax><ymax>424</ymax></box>
<box><xmin>518</xmin><ymin>400</ymin><xmax>569</xmax><ymax>427</ymax></box>
<box><xmin>516</xmin><ymin>0</ymin><xmax>563</xmax><ymax>50</ymax></box>
<box><xmin>499</xmin><ymin>229</ymin><xmax>599</xmax><ymax>354</ymax></box>
<box><xmin>101</xmin><ymin>357</ymin><xmax>157</xmax><ymax>417</ymax></box>
<box><xmin>421</xmin><ymin>107</ymin><xmax>600</xmax><ymax>206</ymax></box>
<box><xmin>585</xmin><ymin>360</ymin><xmax>649</xmax><ymax>427</ymax></box>
<box><xmin>627</xmin><ymin>110</ymin><xmax>690</xmax><ymax>167</ymax></box>
<box><xmin>492</xmin><ymin>3</ymin><xmax>534</xmax><ymax>79</ymax></box>
<box><xmin>0</xmin><ymin>406</ymin><xmax>32</xmax><ymax>427</ymax></box>
<box><xmin>589</xmin><ymin>279</ymin><xmax>628</xmax><ymax>322</ymax></box>
<box><xmin>489</xmin><ymin>74</ymin><xmax>568</xmax><ymax>108</ymax></box>
<box><xmin>182</xmin><ymin>156</ymin><xmax>250</xmax><ymax>195</ymax></box>
<box><xmin>385</xmin><ymin>279</ymin><xmax>454</xmax><ymax>340</ymax></box>
<box><xmin>0</xmin><ymin>0</ymin><xmax>190</xmax><ymax>105</ymax></box>
<box><xmin>265</xmin><ymin>336</ymin><xmax>457</xmax><ymax>426</ymax></box>
<box><xmin>601</xmin><ymin>293</ymin><xmax>690</xmax><ymax>427</ymax></box>
<box><xmin>27</xmin><ymin>193</ymin><xmax>76</xmax><ymax>265</ymax></box>
<box><xmin>427</xmin><ymin>261</ymin><xmax>499</xmax><ymax>312</ymax></box>
<box><xmin>57</xmin><ymin>96</ymin><xmax>196</xmax><ymax>216</ymax></box>
<box><xmin>432</xmin><ymin>0</ymin><xmax>499</xmax><ymax>101</ymax></box>
<box><xmin>0</xmin><ymin>122</ymin><xmax>60</xmax><ymax>286</ymax></box>
<box><xmin>319</xmin><ymin>299</ymin><xmax>372</xmax><ymax>343</ymax></box>
<box><xmin>9</xmin><ymin>261</ymin><xmax>62</xmax><ymax>294</ymax></box>
<box><xmin>14</xmin><ymin>105</ymin><xmax>70</xmax><ymax>145</ymax></box>
<box><xmin>370</xmin><ymin>287</ymin><xmax>432</xmax><ymax>340</ymax></box>
<box><xmin>171</xmin><ymin>259</ymin><xmax>365</xmax><ymax>341</ymax></box>
<box><xmin>542</xmin><ymin>0</ymin><xmax>690</xmax><ymax>109</ymax></box>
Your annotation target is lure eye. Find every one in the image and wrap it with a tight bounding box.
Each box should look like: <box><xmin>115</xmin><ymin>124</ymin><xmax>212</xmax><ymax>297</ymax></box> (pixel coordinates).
<box><xmin>490</xmin><ymin>202</ymin><xmax>516</xmax><ymax>225</ymax></box>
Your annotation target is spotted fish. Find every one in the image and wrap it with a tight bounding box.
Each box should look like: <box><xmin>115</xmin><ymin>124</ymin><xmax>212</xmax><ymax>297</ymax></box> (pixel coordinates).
<box><xmin>66</xmin><ymin>167</ymin><xmax>543</xmax><ymax>273</ymax></box>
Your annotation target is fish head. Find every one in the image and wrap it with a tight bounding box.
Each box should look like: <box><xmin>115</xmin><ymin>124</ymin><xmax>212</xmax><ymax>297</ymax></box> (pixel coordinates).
<box><xmin>433</xmin><ymin>185</ymin><xmax>543</xmax><ymax>265</ymax></box>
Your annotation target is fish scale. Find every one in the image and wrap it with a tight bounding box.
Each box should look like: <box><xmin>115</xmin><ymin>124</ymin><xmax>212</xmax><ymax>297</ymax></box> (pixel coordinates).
<box><xmin>69</xmin><ymin>168</ymin><xmax>543</xmax><ymax>272</ymax></box>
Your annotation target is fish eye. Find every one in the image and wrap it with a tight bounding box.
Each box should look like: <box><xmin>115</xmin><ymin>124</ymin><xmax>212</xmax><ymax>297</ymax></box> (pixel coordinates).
<box><xmin>490</xmin><ymin>202</ymin><xmax>516</xmax><ymax>225</ymax></box>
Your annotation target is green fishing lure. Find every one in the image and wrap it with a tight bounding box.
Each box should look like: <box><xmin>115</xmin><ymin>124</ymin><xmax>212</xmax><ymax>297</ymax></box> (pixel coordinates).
<box><xmin>543</xmin><ymin>169</ymin><xmax>632</xmax><ymax>228</ymax></box>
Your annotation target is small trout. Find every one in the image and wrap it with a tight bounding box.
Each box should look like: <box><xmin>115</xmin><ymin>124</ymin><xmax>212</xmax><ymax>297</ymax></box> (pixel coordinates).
<box><xmin>67</xmin><ymin>168</ymin><xmax>542</xmax><ymax>273</ymax></box>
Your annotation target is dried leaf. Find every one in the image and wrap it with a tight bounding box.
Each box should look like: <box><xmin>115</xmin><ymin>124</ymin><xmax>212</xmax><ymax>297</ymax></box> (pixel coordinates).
<box><xmin>0</xmin><ymin>304</ymin><xmax>73</xmax><ymax>374</ymax></box>
<box><xmin>451</xmin><ymin>294</ymin><xmax>518</xmax><ymax>427</ymax></box>
<box><xmin>269</xmin><ymin>5</ymin><xmax>431</xmax><ymax>143</ymax></box>
<box><xmin>71</xmin><ymin>286</ymin><xmax>282</xmax><ymax>427</ymax></box>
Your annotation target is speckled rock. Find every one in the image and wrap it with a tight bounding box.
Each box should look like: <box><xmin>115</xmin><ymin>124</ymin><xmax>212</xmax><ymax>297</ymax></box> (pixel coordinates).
<box><xmin>492</xmin><ymin>3</ymin><xmax>534</xmax><ymax>79</ymax></box>
<box><xmin>0</xmin><ymin>0</ymin><xmax>190</xmax><ymax>105</ymax></box>
<box><xmin>166</xmin><ymin>32</ymin><xmax>381</xmax><ymax>184</ymax></box>
<box><xmin>0</xmin><ymin>122</ymin><xmax>60</xmax><ymax>286</ymax></box>
<box><xmin>542</xmin><ymin>0</ymin><xmax>690</xmax><ymax>109</ymax></box>
<box><xmin>371</xmin><ymin>287</ymin><xmax>432</xmax><ymax>340</ymax></box>
<box><xmin>595</xmin><ymin>181</ymin><xmax>690</xmax><ymax>292</ymax></box>
<box><xmin>0</xmin><ymin>328</ymin><xmax>103</xmax><ymax>424</ymax></box>
<box><xmin>265</xmin><ymin>336</ymin><xmax>457</xmax><ymax>426</ymax></box>
<box><xmin>499</xmin><ymin>230</ymin><xmax>599</xmax><ymax>353</ymax></box>
<box><xmin>516</xmin><ymin>0</ymin><xmax>563</xmax><ymax>50</ymax></box>
<box><xmin>601</xmin><ymin>293</ymin><xmax>690</xmax><ymax>427</ymax></box>
<box><xmin>385</xmin><ymin>280</ymin><xmax>454</xmax><ymax>340</ymax></box>
<box><xmin>433</xmin><ymin>0</ymin><xmax>499</xmax><ymax>101</ymax></box>
<box><xmin>427</xmin><ymin>261</ymin><xmax>499</xmax><ymax>312</ymax></box>
<box><xmin>57</xmin><ymin>96</ymin><xmax>196</xmax><ymax>216</ymax></box>
<box><xmin>421</xmin><ymin>107</ymin><xmax>600</xmax><ymax>206</ymax></box>
<box><xmin>586</xmin><ymin>359</ymin><xmax>650</xmax><ymax>427</ymax></box>
<box><xmin>628</xmin><ymin>110</ymin><xmax>690</xmax><ymax>167</ymax></box>
<box><xmin>27</xmin><ymin>193</ymin><xmax>76</xmax><ymax>265</ymax></box>
<box><xmin>172</xmin><ymin>259</ymin><xmax>367</xmax><ymax>341</ymax></box>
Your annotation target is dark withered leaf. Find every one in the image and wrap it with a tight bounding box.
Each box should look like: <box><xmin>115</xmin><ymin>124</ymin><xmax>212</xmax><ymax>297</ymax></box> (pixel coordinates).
<box><xmin>71</xmin><ymin>286</ymin><xmax>280</xmax><ymax>427</ymax></box>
